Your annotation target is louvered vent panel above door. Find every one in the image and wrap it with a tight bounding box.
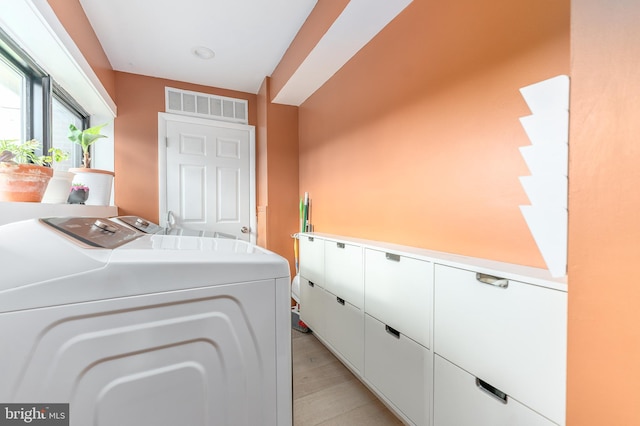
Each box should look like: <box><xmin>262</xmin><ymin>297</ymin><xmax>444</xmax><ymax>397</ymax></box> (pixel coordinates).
<box><xmin>165</xmin><ymin>87</ymin><xmax>248</xmax><ymax>124</ymax></box>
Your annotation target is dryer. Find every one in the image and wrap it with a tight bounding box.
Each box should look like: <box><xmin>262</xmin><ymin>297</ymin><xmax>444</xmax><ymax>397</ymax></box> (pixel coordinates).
<box><xmin>0</xmin><ymin>217</ymin><xmax>291</xmax><ymax>426</ymax></box>
<box><xmin>111</xmin><ymin>215</ymin><xmax>237</xmax><ymax>239</ymax></box>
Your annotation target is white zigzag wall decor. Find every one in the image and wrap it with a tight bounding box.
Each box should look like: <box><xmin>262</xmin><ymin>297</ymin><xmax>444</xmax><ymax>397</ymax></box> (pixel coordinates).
<box><xmin>518</xmin><ymin>75</ymin><xmax>570</xmax><ymax>278</ymax></box>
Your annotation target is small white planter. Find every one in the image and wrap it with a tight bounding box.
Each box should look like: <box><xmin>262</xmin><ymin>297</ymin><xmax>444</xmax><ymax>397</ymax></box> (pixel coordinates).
<box><xmin>41</xmin><ymin>170</ymin><xmax>75</xmax><ymax>204</ymax></box>
<box><xmin>69</xmin><ymin>168</ymin><xmax>115</xmax><ymax>206</ymax></box>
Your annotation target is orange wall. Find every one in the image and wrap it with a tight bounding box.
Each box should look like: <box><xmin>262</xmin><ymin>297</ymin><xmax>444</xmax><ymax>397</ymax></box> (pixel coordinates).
<box><xmin>567</xmin><ymin>0</ymin><xmax>640</xmax><ymax>424</ymax></box>
<box><xmin>256</xmin><ymin>80</ymin><xmax>269</xmax><ymax>248</ymax></box>
<box><xmin>256</xmin><ymin>77</ymin><xmax>299</xmax><ymax>278</ymax></box>
<box><xmin>298</xmin><ymin>0</ymin><xmax>569</xmax><ymax>268</ymax></box>
<box><xmin>113</xmin><ymin>72</ymin><xmax>257</xmax><ymax>222</ymax></box>
<box><xmin>47</xmin><ymin>0</ymin><xmax>116</xmax><ymax>101</ymax></box>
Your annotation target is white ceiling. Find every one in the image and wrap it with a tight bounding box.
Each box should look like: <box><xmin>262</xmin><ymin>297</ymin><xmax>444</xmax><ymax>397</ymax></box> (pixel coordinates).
<box><xmin>78</xmin><ymin>0</ymin><xmax>414</xmax><ymax>105</ymax></box>
<box><xmin>79</xmin><ymin>0</ymin><xmax>317</xmax><ymax>94</ymax></box>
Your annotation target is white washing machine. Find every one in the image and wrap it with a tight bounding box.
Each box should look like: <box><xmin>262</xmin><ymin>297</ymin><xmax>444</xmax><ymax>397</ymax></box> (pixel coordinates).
<box><xmin>0</xmin><ymin>217</ymin><xmax>292</xmax><ymax>426</ymax></box>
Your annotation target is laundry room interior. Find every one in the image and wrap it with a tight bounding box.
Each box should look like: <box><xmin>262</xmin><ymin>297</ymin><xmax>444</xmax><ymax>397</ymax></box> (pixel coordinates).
<box><xmin>0</xmin><ymin>0</ymin><xmax>639</xmax><ymax>425</ymax></box>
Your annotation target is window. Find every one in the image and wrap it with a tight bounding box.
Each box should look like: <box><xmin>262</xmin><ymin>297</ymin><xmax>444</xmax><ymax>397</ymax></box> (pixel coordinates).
<box><xmin>0</xmin><ymin>54</ymin><xmax>25</xmax><ymax>142</ymax></box>
<box><xmin>0</xmin><ymin>28</ymin><xmax>88</xmax><ymax>167</ymax></box>
<box><xmin>52</xmin><ymin>86</ymin><xmax>88</xmax><ymax>171</ymax></box>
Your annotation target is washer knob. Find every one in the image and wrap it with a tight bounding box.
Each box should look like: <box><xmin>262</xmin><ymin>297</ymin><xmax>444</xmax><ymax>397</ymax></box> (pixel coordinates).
<box><xmin>135</xmin><ymin>218</ymin><xmax>150</xmax><ymax>227</ymax></box>
<box><xmin>93</xmin><ymin>219</ymin><xmax>117</xmax><ymax>233</ymax></box>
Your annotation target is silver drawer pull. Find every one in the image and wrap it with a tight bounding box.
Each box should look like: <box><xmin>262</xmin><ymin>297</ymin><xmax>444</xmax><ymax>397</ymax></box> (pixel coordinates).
<box><xmin>385</xmin><ymin>325</ymin><xmax>400</xmax><ymax>339</ymax></box>
<box><xmin>476</xmin><ymin>378</ymin><xmax>508</xmax><ymax>404</ymax></box>
<box><xmin>308</xmin><ymin>281</ymin><xmax>315</xmax><ymax>288</ymax></box>
<box><xmin>476</xmin><ymin>273</ymin><xmax>509</xmax><ymax>288</ymax></box>
<box><xmin>385</xmin><ymin>253</ymin><xmax>400</xmax><ymax>262</ymax></box>
<box><xmin>307</xmin><ymin>236</ymin><xmax>314</xmax><ymax>242</ymax></box>
<box><xmin>336</xmin><ymin>297</ymin><xmax>345</xmax><ymax>305</ymax></box>
<box><xmin>337</xmin><ymin>242</ymin><xmax>345</xmax><ymax>249</ymax></box>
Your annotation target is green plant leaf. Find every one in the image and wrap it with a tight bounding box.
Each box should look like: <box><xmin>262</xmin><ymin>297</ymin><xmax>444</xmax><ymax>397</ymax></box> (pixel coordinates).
<box><xmin>68</xmin><ymin>123</ymin><xmax>108</xmax><ymax>153</ymax></box>
<box><xmin>0</xmin><ymin>139</ymin><xmax>45</xmax><ymax>165</ymax></box>
<box><xmin>48</xmin><ymin>147</ymin><xmax>70</xmax><ymax>163</ymax></box>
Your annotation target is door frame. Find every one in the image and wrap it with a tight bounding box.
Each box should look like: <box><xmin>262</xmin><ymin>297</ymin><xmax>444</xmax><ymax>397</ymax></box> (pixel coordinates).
<box><xmin>158</xmin><ymin>112</ymin><xmax>257</xmax><ymax>244</ymax></box>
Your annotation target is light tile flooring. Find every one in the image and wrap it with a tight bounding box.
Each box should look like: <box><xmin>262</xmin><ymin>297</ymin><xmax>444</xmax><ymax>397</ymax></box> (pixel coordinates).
<box><xmin>292</xmin><ymin>329</ymin><xmax>404</xmax><ymax>426</ymax></box>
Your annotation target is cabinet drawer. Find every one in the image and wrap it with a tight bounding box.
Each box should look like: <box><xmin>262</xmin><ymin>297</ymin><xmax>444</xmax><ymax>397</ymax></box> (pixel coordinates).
<box><xmin>434</xmin><ymin>264</ymin><xmax>566</xmax><ymax>425</ymax></box>
<box><xmin>325</xmin><ymin>241</ymin><xmax>364</xmax><ymax>309</ymax></box>
<box><xmin>325</xmin><ymin>294</ymin><xmax>364</xmax><ymax>372</ymax></box>
<box><xmin>300</xmin><ymin>277</ymin><xmax>331</xmax><ymax>337</ymax></box>
<box><xmin>364</xmin><ymin>249</ymin><xmax>432</xmax><ymax>348</ymax></box>
<box><xmin>434</xmin><ymin>355</ymin><xmax>556</xmax><ymax>426</ymax></box>
<box><xmin>364</xmin><ymin>314</ymin><xmax>431</xmax><ymax>426</ymax></box>
<box><xmin>299</xmin><ymin>236</ymin><xmax>324</xmax><ymax>286</ymax></box>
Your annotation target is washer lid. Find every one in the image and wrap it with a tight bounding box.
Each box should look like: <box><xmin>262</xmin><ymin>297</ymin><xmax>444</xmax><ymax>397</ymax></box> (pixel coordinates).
<box><xmin>40</xmin><ymin>217</ymin><xmax>142</xmax><ymax>248</ymax></box>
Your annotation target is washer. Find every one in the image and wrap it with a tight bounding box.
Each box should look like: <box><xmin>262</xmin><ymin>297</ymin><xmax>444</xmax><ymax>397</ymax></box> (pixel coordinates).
<box><xmin>0</xmin><ymin>217</ymin><xmax>291</xmax><ymax>426</ymax></box>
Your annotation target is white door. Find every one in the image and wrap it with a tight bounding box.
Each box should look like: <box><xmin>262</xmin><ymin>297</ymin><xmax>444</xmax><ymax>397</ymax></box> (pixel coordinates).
<box><xmin>159</xmin><ymin>113</ymin><xmax>256</xmax><ymax>242</ymax></box>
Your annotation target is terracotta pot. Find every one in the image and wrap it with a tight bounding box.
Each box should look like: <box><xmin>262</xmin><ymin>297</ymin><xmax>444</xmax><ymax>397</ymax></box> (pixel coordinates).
<box><xmin>0</xmin><ymin>163</ymin><xmax>53</xmax><ymax>202</ymax></box>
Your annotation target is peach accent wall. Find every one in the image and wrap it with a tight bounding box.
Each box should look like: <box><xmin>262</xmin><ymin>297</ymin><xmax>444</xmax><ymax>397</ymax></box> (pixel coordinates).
<box><xmin>567</xmin><ymin>0</ymin><xmax>640</xmax><ymax>424</ymax></box>
<box><xmin>113</xmin><ymin>72</ymin><xmax>257</xmax><ymax>223</ymax></box>
<box><xmin>47</xmin><ymin>0</ymin><xmax>116</xmax><ymax>100</ymax></box>
<box><xmin>256</xmin><ymin>78</ymin><xmax>299</xmax><ymax>278</ymax></box>
<box><xmin>256</xmin><ymin>80</ymin><xmax>269</xmax><ymax>248</ymax></box>
<box><xmin>298</xmin><ymin>0</ymin><xmax>569</xmax><ymax>269</ymax></box>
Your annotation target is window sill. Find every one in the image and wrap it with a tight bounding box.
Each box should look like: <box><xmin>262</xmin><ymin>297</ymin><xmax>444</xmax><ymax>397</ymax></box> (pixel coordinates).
<box><xmin>0</xmin><ymin>202</ymin><xmax>118</xmax><ymax>226</ymax></box>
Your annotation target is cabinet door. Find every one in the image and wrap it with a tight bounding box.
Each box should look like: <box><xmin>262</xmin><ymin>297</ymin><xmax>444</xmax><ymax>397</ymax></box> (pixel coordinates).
<box><xmin>434</xmin><ymin>264</ymin><xmax>567</xmax><ymax>425</ymax></box>
<box><xmin>325</xmin><ymin>294</ymin><xmax>364</xmax><ymax>372</ymax></box>
<box><xmin>325</xmin><ymin>241</ymin><xmax>364</xmax><ymax>309</ymax></box>
<box><xmin>364</xmin><ymin>314</ymin><xmax>431</xmax><ymax>426</ymax></box>
<box><xmin>364</xmin><ymin>249</ymin><xmax>432</xmax><ymax>348</ymax></box>
<box><xmin>433</xmin><ymin>355</ymin><xmax>556</xmax><ymax>426</ymax></box>
<box><xmin>300</xmin><ymin>277</ymin><xmax>330</xmax><ymax>337</ymax></box>
<box><xmin>299</xmin><ymin>236</ymin><xmax>324</xmax><ymax>287</ymax></box>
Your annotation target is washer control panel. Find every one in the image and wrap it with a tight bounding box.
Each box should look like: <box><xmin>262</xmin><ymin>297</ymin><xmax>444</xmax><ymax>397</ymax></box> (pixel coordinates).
<box><xmin>116</xmin><ymin>215</ymin><xmax>164</xmax><ymax>234</ymax></box>
<box><xmin>40</xmin><ymin>217</ymin><xmax>142</xmax><ymax>249</ymax></box>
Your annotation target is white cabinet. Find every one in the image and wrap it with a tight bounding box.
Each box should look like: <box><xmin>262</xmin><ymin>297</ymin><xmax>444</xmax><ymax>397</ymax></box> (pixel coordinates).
<box><xmin>325</xmin><ymin>294</ymin><xmax>364</xmax><ymax>372</ymax></box>
<box><xmin>300</xmin><ymin>236</ymin><xmax>364</xmax><ymax>373</ymax></box>
<box><xmin>433</xmin><ymin>355</ymin><xmax>556</xmax><ymax>426</ymax></box>
<box><xmin>365</xmin><ymin>249</ymin><xmax>432</xmax><ymax>348</ymax></box>
<box><xmin>298</xmin><ymin>233</ymin><xmax>567</xmax><ymax>426</ymax></box>
<box><xmin>365</xmin><ymin>314</ymin><xmax>431</xmax><ymax>426</ymax></box>
<box><xmin>433</xmin><ymin>264</ymin><xmax>566</xmax><ymax>425</ymax></box>
<box><xmin>300</xmin><ymin>277</ymin><xmax>331</xmax><ymax>337</ymax></box>
<box><xmin>364</xmin><ymin>248</ymin><xmax>432</xmax><ymax>425</ymax></box>
<box><xmin>299</xmin><ymin>236</ymin><xmax>324</xmax><ymax>287</ymax></box>
<box><xmin>325</xmin><ymin>241</ymin><xmax>363</xmax><ymax>309</ymax></box>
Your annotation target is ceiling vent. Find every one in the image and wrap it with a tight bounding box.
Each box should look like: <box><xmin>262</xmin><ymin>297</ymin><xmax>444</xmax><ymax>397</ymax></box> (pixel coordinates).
<box><xmin>165</xmin><ymin>87</ymin><xmax>248</xmax><ymax>124</ymax></box>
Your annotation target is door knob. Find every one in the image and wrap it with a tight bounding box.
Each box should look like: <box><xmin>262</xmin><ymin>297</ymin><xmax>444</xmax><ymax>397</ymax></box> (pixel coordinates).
<box><xmin>167</xmin><ymin>210</ymin><xmax>176</xmax><ymax>230</ymax></box>
<box><xmin>241</xmin><ymin>226</ymin><xmax>250</xmax><ymax>234</ymax></box>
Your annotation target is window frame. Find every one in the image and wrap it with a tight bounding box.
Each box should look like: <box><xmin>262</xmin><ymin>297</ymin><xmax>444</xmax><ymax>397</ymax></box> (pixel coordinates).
<box><xmin>0</xmin><ymin>27</ymin><xmax>89</xmax><ymax>165</ymax></box>
<box><xmin>51</xmin><ymin>81</ymin><xmax>90</xmax><ymax>167</ymax></box>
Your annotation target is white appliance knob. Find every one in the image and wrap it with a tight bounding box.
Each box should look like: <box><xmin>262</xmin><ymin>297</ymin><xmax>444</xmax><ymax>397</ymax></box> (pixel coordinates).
<box><xmin>93</xmin><ymin>219</ymin><xmax>117</xmax><ymax>233</ymax></box>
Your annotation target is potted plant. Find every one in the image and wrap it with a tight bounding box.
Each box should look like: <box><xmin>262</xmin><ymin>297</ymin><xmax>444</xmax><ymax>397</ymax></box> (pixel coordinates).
<box><xmin>41</xmin><ymin>147</ymin><xmax>75</xmax><ymax>204</ymax></box>
<box><xmin>0</xmin><ymin>139</ymin><xmax>53</xmax><ymax>202</ymax></box>
<box><xmin>67</xmin><ymin>122</ymin><xmax>114</xmax><ymax>205</ymax></box>
<box><xmin>67</xmin><ymin>182</ymin><xmax>89</xmax><ymax>204</ymax></box>
<box><xmin>68</xmin><ymin>122</ymin><xmax>108</xmax><ymax>169</ymax></box>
